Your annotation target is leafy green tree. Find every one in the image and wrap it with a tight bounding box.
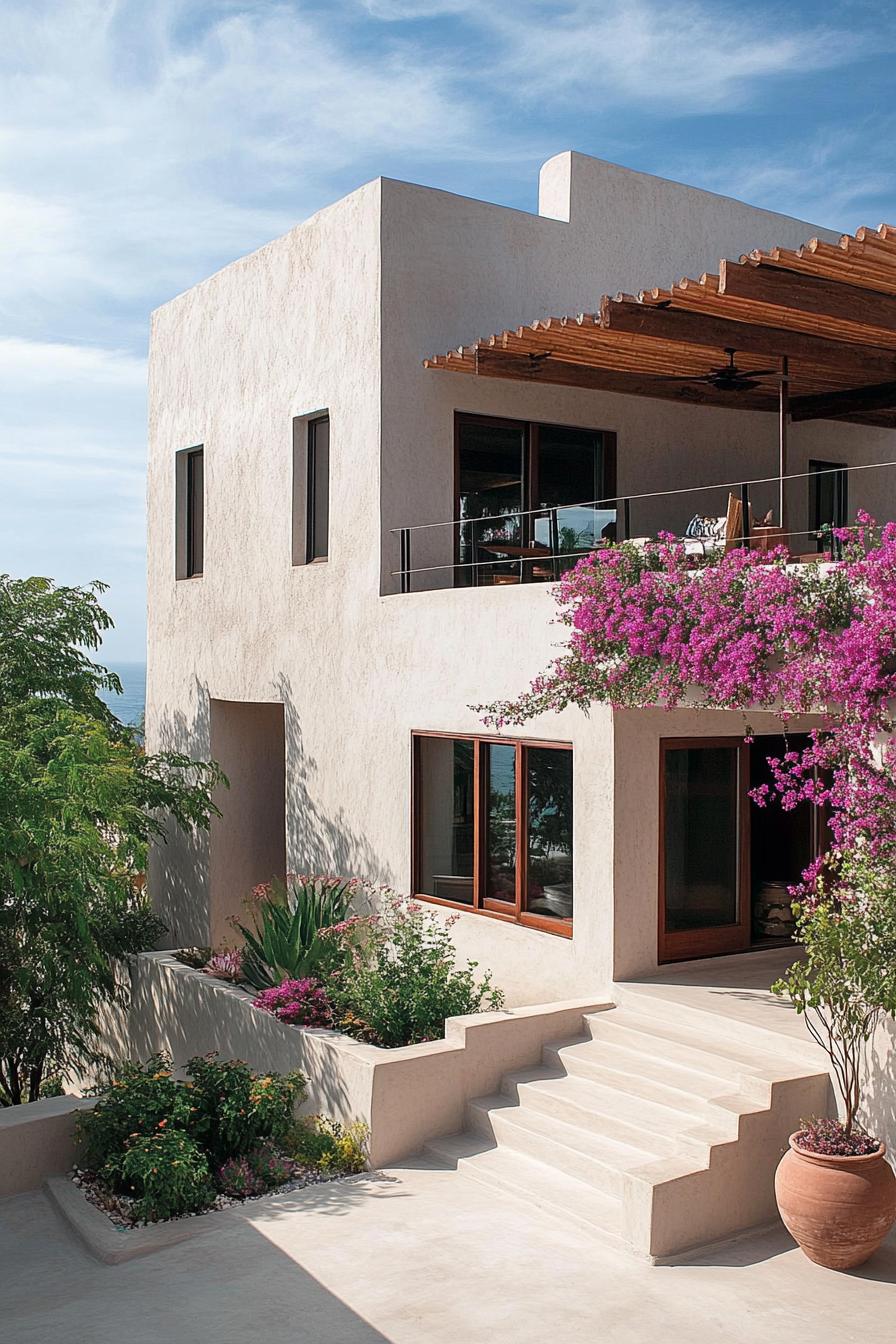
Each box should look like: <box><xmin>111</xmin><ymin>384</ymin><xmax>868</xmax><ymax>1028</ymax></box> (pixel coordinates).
<box><xmin>773</xmin><ymin>848</ymin><xmax>896</xmax><ymax>1134</ymax></box>
<box><xmin>0</xmin><ymin>576</ymin><xmax>224</xmax><ymax>1104</ymax></box>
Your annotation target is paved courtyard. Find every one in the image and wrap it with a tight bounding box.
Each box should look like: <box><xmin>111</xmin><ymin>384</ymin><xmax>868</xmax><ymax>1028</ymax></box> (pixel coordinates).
<box><xmin>2</xmin><ymin>1157</ymin><xmax>894</xmax><ymax>1344</ymax></box>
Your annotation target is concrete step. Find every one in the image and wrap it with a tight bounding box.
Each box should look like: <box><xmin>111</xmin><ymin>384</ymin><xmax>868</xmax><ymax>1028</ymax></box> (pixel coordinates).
<box><xmin>423</xmin><ymin>1132</ymin><xmax>626</xmax><ymax>1249</ymax></box>
<box><xmin>584</xmin><ymin>1011</ymin><xmax>823</xmax><ymax>1101</ymax></box>
<box><xmin>503</xmin><ymin>1067</ymin><xmax>735</xmax><ymax>1156</ymax></box>
<box><xmin>467</xmin><ymin>1094</ymin><xmax>658</xmax><ymax>1196</ymax></box>
<box><xmin>612</xmin><ymin>980</ymin><xmax>824</xmax><ymax>1065</ymax></box>
<box><xmin>548</xmin><ymin>1035</ymin><xmax>763</xmax><ymax>1106</ymax></box>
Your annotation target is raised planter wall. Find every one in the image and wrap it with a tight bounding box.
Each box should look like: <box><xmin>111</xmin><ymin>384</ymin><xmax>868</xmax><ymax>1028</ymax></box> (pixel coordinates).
<box><xmin>109</xmin><ymin>953</ymin><xmax>606</xmax><ymax>1167</ymax></box>
<box><xmin>0</xmin><ymin>1095</ymin><xmax>95</xmax><ymax>1198</ymax></box>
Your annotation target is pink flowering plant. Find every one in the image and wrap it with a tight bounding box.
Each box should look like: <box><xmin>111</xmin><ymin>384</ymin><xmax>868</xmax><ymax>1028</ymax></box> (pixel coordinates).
<box><xmin>202</xmin><ymin>948</ymin><xmax>244</xmax><ymax>983</ymax></box>
<box><xmin>253</xmin><ymin>977</ymin><xmax>334</xmax><ymax>1028</ymax></box>
<box><xmin>322</xmin><ymin>889</ymin><xmax>504</xmax><ymax>1048</ymax></box>
<box><xmin>480</xmin><ymin>517</ymin><xmax>896</xmax><ymax>1149</ymax></box>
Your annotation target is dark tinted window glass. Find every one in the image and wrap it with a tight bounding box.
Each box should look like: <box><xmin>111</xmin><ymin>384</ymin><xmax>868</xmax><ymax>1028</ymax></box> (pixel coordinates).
<box><xmin>417</xmin><ymin>737</ymin><xmax>474</xmax><ymax>905</ymax></box>
<box><xmin>187</xmin><ymin>449</ymin><xmax>204</xmax><ymax>577</ymax></box>
<box><xmin>457</xmin><ymin>420</ymin><xmax>525</xmax><ymax>586</ymax></box>
<box><xmin>664</xmin><ymin>747</ymin><xmax>739</xmax><ymax>933</ymax></box>
<box><xmin>485</xmin><ymin>742</ymin><xmax>516</xmax><ymax>902</ymax></box>
<box><xmin>308</xmin><ymin>417</ymin><xmax>329</xmax><ymax>560</ymax></box>
<box><xmin>809</xmin><ymin>459</ymin><xmax>847</xmax><ymax>540</ymax></box>
<box><xmin>525</xmin><ymin>748</ymin><xmax>573</xmax><ymax>920</ymax></box>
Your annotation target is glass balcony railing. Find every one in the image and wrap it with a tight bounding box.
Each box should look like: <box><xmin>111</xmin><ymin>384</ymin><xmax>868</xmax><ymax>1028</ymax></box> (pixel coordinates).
<box><xmin>390</xmin><ymin>459</ymin><xmax>896</xmax><ymax>594</ymax></box>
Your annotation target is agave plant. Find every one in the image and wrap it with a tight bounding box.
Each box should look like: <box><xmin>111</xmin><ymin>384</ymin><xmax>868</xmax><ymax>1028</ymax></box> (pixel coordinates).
<box><xmin>237</xmin><ymin>876</ymin><xmax>355</xmax><ymax>990</ymax></box>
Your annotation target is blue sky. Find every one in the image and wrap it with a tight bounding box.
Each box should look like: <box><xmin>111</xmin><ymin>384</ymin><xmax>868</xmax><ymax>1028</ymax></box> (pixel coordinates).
<box><xmin>2</xmin><ymin>0</ymin><xmax>895</xmax><ymax>659</ymax></box>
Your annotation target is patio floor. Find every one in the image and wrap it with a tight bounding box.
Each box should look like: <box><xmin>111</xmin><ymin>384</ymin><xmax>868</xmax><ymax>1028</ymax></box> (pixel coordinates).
<box><xmin>3</xmin><ymin>1151</ymin><xmax>894</xmax><ymax>1344</ymax></box>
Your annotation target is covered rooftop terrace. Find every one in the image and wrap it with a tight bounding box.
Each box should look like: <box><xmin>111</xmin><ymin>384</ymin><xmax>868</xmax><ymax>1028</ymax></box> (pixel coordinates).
<box><xmin>424</xmin><ymin>223</ymin><xmax>896</xmax><ymax>429</ymax></box>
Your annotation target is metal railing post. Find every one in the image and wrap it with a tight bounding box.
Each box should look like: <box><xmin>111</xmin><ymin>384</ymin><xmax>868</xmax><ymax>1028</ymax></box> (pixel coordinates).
<box><xmin>549</xmin><ymin>508</ymin><xmax>561</xmax><ymax>580</ymax></box>
<box><xmin>399</xmin><ymin>527</ymin><xmax>411</xmax><ymax>594</ymax></box>
<box><xmin>740</xmin><ymin>483</ymin><xmax>751</xmax><ymax>549</ymax></box>
<box><xmin>622</xmin><ymin>497</ymin><xmax>631</xmax><ymax>542</ymax></box>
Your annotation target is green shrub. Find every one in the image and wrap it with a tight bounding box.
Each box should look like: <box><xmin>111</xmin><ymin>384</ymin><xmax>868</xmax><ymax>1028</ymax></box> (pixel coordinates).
<box><xmin>236</xmin><ymin>876</ymin><xmax>356</xmax><ymax>990</ymax></box>
<box><xmin>104</xmin><ymin>1127</ymin><xmax>214</xmax><ymax>1222</ymax></box>
<box><xmin>330</xmin><ymin>896</ymin><xmax>504</xmax><ymax>1047</ymax></box>
<box><xmin>185</xmin><ymin>1054</ymin><xmax>306</xmax><ymax>1164</ymax></box>
<box><xmin>288</xmin><ymin>1116</ymin><xmax>369</xmax><ymax>1175</ymax></box>
<box><xmin>77</xmin><ymin>1054</ymin><xmax>191</xmax><ymax>1169</ymax></box>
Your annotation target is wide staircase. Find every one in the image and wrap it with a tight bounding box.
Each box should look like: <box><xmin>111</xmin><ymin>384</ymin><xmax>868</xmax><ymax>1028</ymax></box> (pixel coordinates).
<box><xmin>424</xmin><ymin>986</ymin><xmax>832</xmax><ymax>1261</ymax></box>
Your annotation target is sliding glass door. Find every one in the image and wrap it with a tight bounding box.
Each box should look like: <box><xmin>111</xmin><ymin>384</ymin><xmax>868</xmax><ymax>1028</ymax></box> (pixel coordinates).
<box><xmin>455</xmin><ymin>415</ymin><xmax>616</xmax><ymax>586</ymax></box>
<box><xmin>660</xmin><ymin>735</ymin><xmax>820</xmax><ymax>962</ymax></box>
<box><xmin>660</xmin><ymin>740</ymin><xmax>750</xmax><ymax>961</ymax></box>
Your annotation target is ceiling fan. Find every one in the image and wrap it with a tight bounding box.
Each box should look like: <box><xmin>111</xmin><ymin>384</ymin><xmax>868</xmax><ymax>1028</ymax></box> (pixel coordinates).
<box><xmin>654</xmin><ymin>348</ymin><xmax>780</xmax><ymax>393</ymax></box>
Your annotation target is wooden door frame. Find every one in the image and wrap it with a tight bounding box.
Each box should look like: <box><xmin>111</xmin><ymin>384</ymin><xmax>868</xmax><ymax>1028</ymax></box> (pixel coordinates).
<box><xmin>658</xmin><ymin>737</ymin><xmax>752</xmax><ymax>964</ymax></box>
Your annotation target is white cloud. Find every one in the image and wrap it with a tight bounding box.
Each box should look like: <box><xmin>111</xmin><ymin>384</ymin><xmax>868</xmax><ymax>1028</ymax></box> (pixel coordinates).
<box><xmin>0</xmin><ymin>337</ymin><xmax>147</xmax><ymax>656</ymax></box>
<box><xmin>671</xmin><ymin>121</ymin><xmax>896</xmax><ymax>233</ymax></box>
<box><xmin>0</xmin><ymin>0</ymin><xmax>892</xmax><ymax>659</ymax></box>
<box><xmin>479</xmin><ymin>2</ymin><xmax>871</xmax><ymax>112</ymax></box>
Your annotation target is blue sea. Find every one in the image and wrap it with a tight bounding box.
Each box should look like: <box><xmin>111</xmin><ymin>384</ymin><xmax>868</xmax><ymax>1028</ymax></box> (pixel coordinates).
<box><xmin>99</xmin><ymin>661</ymin><xmax>146</xmax><ymax>727</ymax></box>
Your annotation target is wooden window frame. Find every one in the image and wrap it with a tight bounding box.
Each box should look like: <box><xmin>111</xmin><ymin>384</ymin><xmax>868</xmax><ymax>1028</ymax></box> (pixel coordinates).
<box><xmin>412</xmin><ymin>730</ymin><xmax>573</xmax><ymax>938</ymax></box>
<box><xmin>175</xmin><ymin>445</ymin><xmax>204</xmax><ymax>580</ymax></box>
<box><xmin>453</xmin><ymin>412</ymin><xmax>617</xmax><ymax>583</ymax></box>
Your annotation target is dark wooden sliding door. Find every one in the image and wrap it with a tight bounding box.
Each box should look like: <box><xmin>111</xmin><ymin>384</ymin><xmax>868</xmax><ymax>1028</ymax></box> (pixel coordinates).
<box><xmin>659</xmin><ymin>739</ymin><xmax>751</xmax><ymax>962</ymax></box>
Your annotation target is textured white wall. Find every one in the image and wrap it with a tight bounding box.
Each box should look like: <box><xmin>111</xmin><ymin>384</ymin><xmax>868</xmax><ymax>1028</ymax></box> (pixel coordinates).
<box><xmin>146</xmin><ymin>152</ymin><xmax>896</xmax><ymax>1005</ymax></box>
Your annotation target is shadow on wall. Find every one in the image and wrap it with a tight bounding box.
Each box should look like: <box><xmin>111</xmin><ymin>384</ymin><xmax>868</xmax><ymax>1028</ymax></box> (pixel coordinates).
<box><xmin>278</xmin><ymin>675</ymin><xmax>394</xmax><ymax>889</ymax></box>
<box><xmin>124</xmin><ymin>957</ymin><xmax>365</xmax><ymax>1131</ymax></box>
<box><xmin>863</xmin><ymin>1016</ymin><xmax>896</xmax><ymax>1153</ymax></box>
<box><xmin>150</xmin><ymin>681</ymin><xmax>213</xmax><ymax>949</ymax></box>
<box><xmin>148</xmin><ymin>675</ymin><xmax>395</xmax><ymax>950</ymax></box>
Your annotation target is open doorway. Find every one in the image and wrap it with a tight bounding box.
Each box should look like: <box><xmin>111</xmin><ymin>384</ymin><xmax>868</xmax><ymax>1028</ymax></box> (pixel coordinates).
<box><xmin>208</xmin><ymin>699</ymin><xmax>286</xmax><ymax>947</ymax></box>
<box><xmin>659</xmin><ymin>734</ymin><xmax>821</xmax><ymax>963</ymax></box>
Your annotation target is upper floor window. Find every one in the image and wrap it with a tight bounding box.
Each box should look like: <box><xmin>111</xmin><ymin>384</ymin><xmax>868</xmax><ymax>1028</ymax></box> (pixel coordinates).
<box><xmin>293</xmin><ymin>414</ymin><xmax>330</xmax><ymax>564</ymax></box>
<box><xmin>175</xmin><ymin>446</ymin><xmax>204</xmax><ymax>578</ymax></box>
<box><xmin>413</xmin><ymin>731</ymin><xmax>573</xmax><ymax>936</ymax></box>
<box><xmin>455</xmin><ymin>414</ymin><xmax>616</xmax><ymax>586</ymax></box>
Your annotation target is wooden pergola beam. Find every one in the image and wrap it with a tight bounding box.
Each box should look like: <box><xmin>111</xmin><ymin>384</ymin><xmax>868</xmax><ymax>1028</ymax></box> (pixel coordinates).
<box><xmin>599</xmin><ymin>296</ymin><xmax>896</xmax><ymax>379</ymax></box>
<box><xmin>473</xmin><ymin>348</ymin><xmax>776</xmax><ymax>410</ymax></box>
<box><xmin>790</xmin><ymin>380</ymin><xmax>896</xmax><ymax>423</ymax></box>
<box><xmin>719</xmin><ymin>259</ymin><xmax>896</xmax><ymax>335</ymax></box>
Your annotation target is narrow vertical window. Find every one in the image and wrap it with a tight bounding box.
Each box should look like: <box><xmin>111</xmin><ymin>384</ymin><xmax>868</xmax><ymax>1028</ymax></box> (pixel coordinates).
<box><xmin>175</xmin><ymin>446</ymin><xmax>204</xmax><ymax>579</ymax></box>
<box><xmin>307</xmin><ymin>415</ymin><xmax>329</xmax><ymax>561</ymax></box>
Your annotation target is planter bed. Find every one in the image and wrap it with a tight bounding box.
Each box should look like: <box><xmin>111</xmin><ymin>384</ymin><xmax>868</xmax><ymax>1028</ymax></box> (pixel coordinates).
<box><xmin>72</xmin><ymin>1157</ymin><xmax>342</xmax><ymax>1229</ymax></box>
<box><xmin>106</xmin><ymin>952</ymin><xmax>607</xmax><ymax>1167</ymax></box>
<box><xmin>45</xmin><ymin>1168</ymin><xmax>380</xmax><ymax>1265</ymax></box>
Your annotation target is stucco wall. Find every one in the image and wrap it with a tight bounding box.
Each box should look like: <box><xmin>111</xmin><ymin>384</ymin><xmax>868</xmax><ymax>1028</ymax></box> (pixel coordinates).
<box><xmin>146</xmin><ymin>151</ymin><xmax>896</xmax><ymax>1007</ymax></box>
<box><xmin>0</xmin><ymin>1096</ymin><xmax>94</xmax><ymax>1197</ymax></box>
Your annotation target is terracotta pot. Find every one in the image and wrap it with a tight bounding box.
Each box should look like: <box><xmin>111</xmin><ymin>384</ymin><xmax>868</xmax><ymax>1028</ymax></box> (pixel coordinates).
<box><xmin>775</xmin><ymin>1133</ymin><xmax>896</xmax><ymax>1270</ymax></box>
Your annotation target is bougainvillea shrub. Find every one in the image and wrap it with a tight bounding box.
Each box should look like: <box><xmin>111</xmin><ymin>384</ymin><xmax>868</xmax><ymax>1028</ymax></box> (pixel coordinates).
<box><xmin>479</xmin><ymin>517</ymin><xmax>896</xmax><ymax>1136</ymax></box>
<box><xmin>480</xmin><ymin>518</ymin><xmax>896</xmax><ymax>894</ymax></box>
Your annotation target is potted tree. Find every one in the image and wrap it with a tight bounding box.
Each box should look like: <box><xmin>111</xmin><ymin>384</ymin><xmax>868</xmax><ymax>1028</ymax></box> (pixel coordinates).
<box><xmin>773</xmin><ymin>848</ymin><xmax>896</xmax><ymax>1270</ymax></box>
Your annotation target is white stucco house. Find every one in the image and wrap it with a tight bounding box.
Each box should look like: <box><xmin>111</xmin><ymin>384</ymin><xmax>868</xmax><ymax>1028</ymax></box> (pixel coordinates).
<box><xmin>147</xmin><ymin>149</ymin><xmax>896</xmax><ymax>995</ymax></box>
<box><xmin>141</xmin><ymin>150</ymin><xmax>896</xmax><ymax>1258</ymax></box>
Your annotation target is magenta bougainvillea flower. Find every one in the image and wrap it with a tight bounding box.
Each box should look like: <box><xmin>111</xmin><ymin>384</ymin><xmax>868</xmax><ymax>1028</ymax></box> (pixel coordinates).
<box><xmin>478</xmin><ymin>515</ymin><xmax>896</xmax><ymax>910</ymax></box>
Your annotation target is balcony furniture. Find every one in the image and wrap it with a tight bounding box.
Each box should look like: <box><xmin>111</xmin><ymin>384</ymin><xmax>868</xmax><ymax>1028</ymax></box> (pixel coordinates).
<box><xmin>750</xmin><ymin>524</ymin><xmax>787</xmax><ymax>552</ymax></box>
